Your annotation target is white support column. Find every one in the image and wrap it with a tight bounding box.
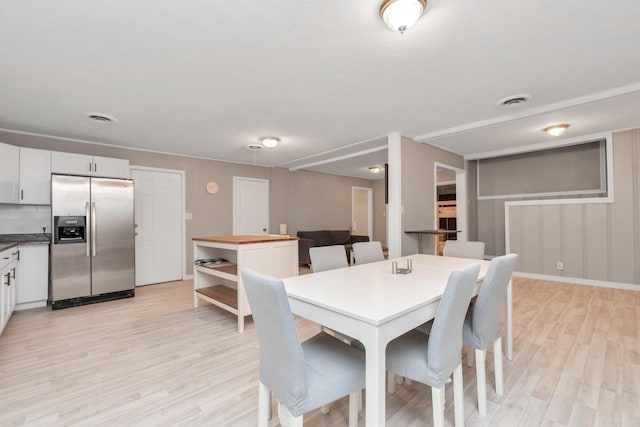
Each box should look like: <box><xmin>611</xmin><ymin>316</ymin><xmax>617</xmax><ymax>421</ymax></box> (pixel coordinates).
<box><xmin>387</xmin><ymin>132</ymin><xmax>403</xmax><ymax>259</ymax></box>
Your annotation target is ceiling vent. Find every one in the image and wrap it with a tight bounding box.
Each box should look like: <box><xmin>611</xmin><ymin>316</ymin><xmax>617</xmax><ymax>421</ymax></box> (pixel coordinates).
<box><xmin>85</xmin><ymin>112</ymin><xmax>118</xmax><ymax>123</ymax></box>
<box><xmin>496</xmin><ymin>94</ymin><xmax>532</xmax><ymax>107</ymax></box>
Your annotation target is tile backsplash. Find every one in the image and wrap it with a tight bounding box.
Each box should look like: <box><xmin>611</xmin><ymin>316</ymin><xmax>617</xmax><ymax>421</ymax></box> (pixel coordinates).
<box><xmin>0</xmin><ymin>205</ymin><xmax>51</xmax><ymax>234</ymax></box>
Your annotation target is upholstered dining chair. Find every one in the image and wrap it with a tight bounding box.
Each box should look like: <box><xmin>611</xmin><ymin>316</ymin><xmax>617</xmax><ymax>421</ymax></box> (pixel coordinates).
<box><xmin>309</xmin><ymin>245</ymin><xmax>349</xmax><ymax>272</ymax></box>
<box><xmin>352</xmin><ymin>241</ymin><xmax>384</xmax><ymax>264</ymax></box>
<box><xmin>463</xmin><ymin>253</ymin><xmax>518</xmax><ymax>416</ymax></box>
<box><xmin>386</xmin><ymin>263</ymin><xmax>481</xmax><ymax>427</ymax></box>
<box><xmin>309</xmin><ymin>244</ymin><xmax>359</xmax><ymax>348</ymax></box>
<box><xmin>242</xmin><ymin>268</ymin><xmax>365</xmax><ymax>427</ymax></box>
<box><xmin>443</xmin><ymin>240</ymin><xmax>485</xmax><ymax>260</ymax></box>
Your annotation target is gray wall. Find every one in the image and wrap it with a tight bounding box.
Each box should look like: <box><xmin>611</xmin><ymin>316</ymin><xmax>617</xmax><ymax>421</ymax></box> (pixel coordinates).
<box><xmin>0</xmin><ymin>130</ymin><xmax>378</xmax><ymax>275</ymax></box>
<box><xmin>507</xmin><ymin>129</ymin><xmax>639</xmax><ymax>285</ymax></box>
<box><xmin>401</xmin><ymin>137</ymin><xmax>464</xmax><ymax>255</ymax></box>
<box><xmin>475</xmin><ymin>143</ymin><xmax>607</xmax><ymax>257</ymax></box>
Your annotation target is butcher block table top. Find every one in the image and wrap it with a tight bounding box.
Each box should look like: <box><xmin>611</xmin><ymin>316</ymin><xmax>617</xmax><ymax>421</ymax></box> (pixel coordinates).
<box><xmin>192</xmin><ymin>235</ymin><xmax>298</xmax><ymax>244</ymax></box>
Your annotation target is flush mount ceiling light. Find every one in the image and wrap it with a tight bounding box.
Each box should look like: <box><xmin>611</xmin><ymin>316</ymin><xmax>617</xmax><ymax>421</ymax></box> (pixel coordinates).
<box><xmin>369</xmin><ymin>166</ymin><xmax>382</xmax><ymax>174</ymax></box>
<box><xmin>543</xmin><ymin>124</ymin><xmax>570</xmax><ymax>137</ymax></box>
<box><xmin>380</xmin><ymin>0</ymin><xmax>426</xmax><ymax>34</ymax></box>
<box><xmin>260</xmin><ymin>136</ymin><xmax>280</xmax><ymax>148</ymax></box>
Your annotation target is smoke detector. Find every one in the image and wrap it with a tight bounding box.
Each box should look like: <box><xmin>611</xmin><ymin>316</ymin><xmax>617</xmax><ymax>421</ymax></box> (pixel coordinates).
<box><xmin>85</xmin><ymin>112</ymin><xmax>118</xmax><ymax>123</ymax></box>
<box><xmin>496</xmin><ymin>94</ymin><xmax>532</xmax><ymax>107</ymax></box>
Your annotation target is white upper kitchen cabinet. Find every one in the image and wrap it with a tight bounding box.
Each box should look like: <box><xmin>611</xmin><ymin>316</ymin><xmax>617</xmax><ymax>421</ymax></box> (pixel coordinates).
<box><xmin>19</xmin><ymin>148</ymin><xmax>51</xmax><ymax>205</ymax></box>
<box><xmin>92</xmin><ymin>155</ymin><xmax>130</xmax><ymax>179</ymax></box>
<box><xmin>0</xmin><ymin>143</ymin><xmax>20</xmax><ymax>203</ymax></box>
<box><xmin>51</xmin><ymin>152</ymin><xmax>130</xmax><ymax>179</ymax></box>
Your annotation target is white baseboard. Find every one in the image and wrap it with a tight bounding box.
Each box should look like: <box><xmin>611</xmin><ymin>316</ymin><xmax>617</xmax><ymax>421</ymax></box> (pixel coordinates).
<box><xmin>514</xmin><ymin>271</ymin><xmax>640</xmax><ymax>291</ymax></box>
<box><xmin>183</xmin><ymin>274</ymin><xmax>194</xmax><ymax>280</ymax></box>
<box><xmin>15</xmin><ymin>300</ymin><xmax>48</xmax><ymax>311</ymax></box>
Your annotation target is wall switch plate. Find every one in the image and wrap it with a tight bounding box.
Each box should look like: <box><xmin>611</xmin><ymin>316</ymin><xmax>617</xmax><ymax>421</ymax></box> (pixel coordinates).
<box><xmin>556</xmin><ymin>261</ymin><xmax>564</xmax><ymax>271</ymax></box>
<box><xmin>185</xmin><ymin>212</ymin><xmax>193</xmax><ymax>220</ymax></box>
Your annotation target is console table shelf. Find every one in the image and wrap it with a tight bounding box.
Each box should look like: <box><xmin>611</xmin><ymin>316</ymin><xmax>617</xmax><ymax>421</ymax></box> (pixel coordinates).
<box><xmin>193</xmin><ymin>235</ymin><xmax>299</xmax><ymax>332</ymax></box>
<box><xmin>195</xmin><ymin>285</ymin><xmax>238</xmax><ymax>311</ymax></box>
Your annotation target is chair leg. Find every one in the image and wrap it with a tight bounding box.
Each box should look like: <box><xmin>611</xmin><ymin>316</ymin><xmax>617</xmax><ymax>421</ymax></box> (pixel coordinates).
<box><xmin>475</xmin><ymin>348</ymin><xmax>487</xmax><ymax>416</ymax></box>
<box><xmin>278</xmin><ymin>402</ymin><xmax>303</xmax><ymax>427</ymax></box>
<box><xmin>453</xmin><ymin>364</ymin><xmax>464</xmax><ymax>427</ymax></box>
<box><xmin>431</xmin><ymin>386</ymin><xmax>445</xmax><ymax>427</ymax></box>
<box><xmin>494</xmin><ymin>336</ymin><xmax>504</xmax><ymax>396</ymax></box>
<box><xmin>320</xmin><ymin>404</ymin><xmax>330</xmax><ymax>414</ymax></box>
<box><xmin>467</xmin><ymin>345</ymin><xmax>474</xmax><ymax>367</ymax></box>
<box><xmin>258</xmin><ymin>381</ymin><xmax>270</xmax><ymax>427</ymax></box>
<box><xmin>348</xmin><ymin>391</ymin><xmax>359</xmax><ymax>427</ymax></box>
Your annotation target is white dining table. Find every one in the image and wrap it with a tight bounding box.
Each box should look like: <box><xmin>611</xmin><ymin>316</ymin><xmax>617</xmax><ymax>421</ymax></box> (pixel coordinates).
<box><xmin>283</xmin><ymin>254</ymin><xmax>513</xmax><ymax>426</ymax></box>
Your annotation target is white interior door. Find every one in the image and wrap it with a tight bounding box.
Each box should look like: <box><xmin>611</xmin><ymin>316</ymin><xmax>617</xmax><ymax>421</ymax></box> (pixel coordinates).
<box><xmin>352</xmin><ymin>187</ymin><xmax>372</xmax><ymax>239</ymax></box>
<box><xmin>233</xmin><ymin>177</ymin><xmax>269</xmax><ymax>235</ymax></box>
<box><xmin>132</xmin><ymin>168</ymin><xmax>183</xmax><ymax>286</ymax></box>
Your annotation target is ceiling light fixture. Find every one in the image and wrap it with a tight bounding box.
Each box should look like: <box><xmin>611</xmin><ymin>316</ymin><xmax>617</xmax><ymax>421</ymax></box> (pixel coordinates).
<box><xmin>369</xmin><ymin>166</ymin><xmax>382</xmax><ymax>174</ymax></box>
<box><xmin>260</xmin><ymin>136</ymin><xmax>280</xmax><ymax>148</ymax></box>
<box><xmin>543</xmin><ymin>124</ymin><xmax>570</xmax><ymax>137</ymax></box>
<box><xmin>379</xmin><ymin>0</ymin><xmax>426</xmax><ymax>34</ymax></box>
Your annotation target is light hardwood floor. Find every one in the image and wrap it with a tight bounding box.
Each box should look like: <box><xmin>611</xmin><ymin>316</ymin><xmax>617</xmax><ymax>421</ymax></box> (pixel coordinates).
<box><xmin>1</xmin><ymin>277</ymin><xmax>639</xmax><ymax>426</ymax></box>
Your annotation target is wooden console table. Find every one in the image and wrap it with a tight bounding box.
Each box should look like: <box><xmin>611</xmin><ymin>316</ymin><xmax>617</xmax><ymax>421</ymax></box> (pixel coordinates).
<box><xmin>193</xmin><ymin>235</ymin><xmax>299</xmax><ymax>332</ymax></box>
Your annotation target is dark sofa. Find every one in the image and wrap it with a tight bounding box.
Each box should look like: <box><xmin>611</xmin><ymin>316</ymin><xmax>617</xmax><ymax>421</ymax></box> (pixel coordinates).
<box><xmin>297</xmin><ymin>229</ymin><xmax>370</xmax><ymax>266</ymax></box>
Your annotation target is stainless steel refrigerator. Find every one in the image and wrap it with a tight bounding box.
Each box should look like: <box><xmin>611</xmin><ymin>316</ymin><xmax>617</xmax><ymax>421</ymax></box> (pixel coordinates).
<box><xmin>50</xmin><ymin>174</ymin><xmax>135</xmax><ymax>309</ymax></box>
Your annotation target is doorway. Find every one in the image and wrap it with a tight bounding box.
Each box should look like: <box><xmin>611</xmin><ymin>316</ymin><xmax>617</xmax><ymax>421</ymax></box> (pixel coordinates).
<box><xmin>352</xmin><ymin>186</ymin><xmax>372</xmax><ymax>239</ymax></box>
<box><xmin>131</xmin><ymin>167</ymin><xmax>184</xmax><ymax>286</ymax></box>
<box><xmin>434</xmin><ymin>163</ymin><xmax>467</xmax><ymax>255</ymax></box>
<box><xmin>233</xmin><ymin>177</ymin><xmax>269</xmax><ymax>235</ymax></box>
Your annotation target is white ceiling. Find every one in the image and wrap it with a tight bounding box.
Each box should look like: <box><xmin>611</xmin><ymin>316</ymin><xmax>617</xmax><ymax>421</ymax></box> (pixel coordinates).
<box><xmin>2</xmin><ymin>1</ymin><xmax>640</xmax><ymax>180</ymax></box>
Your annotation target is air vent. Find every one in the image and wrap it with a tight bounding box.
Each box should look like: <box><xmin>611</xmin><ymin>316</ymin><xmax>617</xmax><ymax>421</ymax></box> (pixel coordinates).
<box><xmin>496</xmin><ymin>94</ymin><xmax>532</xmax><ymax>107</ymax></box>
<box><xmin>85</xmin><ymin>112</ymin><xmax>118</xmax><ymax>123</ymax></box>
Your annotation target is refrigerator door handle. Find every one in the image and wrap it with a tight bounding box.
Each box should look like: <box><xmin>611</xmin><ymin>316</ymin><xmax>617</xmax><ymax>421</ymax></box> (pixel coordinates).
<box><xmin>92</xmin><ymin>202</ymin><xmax>97</xmax><ymax>257</ymax></box>
<box><xmin>86</xmin><ymin>202</ymin><xmax>91</xmax><ymax>257</ymax></box>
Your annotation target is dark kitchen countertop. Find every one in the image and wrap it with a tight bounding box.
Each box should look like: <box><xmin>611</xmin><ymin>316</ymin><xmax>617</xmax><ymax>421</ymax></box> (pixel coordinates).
<box><xmin>0</xmin><ymin>233</ymin><xmax>52</xmax><ymax>245</ymax></box>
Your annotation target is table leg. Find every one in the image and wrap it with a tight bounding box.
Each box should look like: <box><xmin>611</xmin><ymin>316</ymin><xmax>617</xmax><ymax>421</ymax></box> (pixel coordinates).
<box><xmin>506</xmin><ymin>279</ymin><xmax>513</xmax><ymax>360</ymax></box>
<box><xmin>364</xmin><ymin>334</ymin><xmax>386</xmax><ymax>426</ymax></box>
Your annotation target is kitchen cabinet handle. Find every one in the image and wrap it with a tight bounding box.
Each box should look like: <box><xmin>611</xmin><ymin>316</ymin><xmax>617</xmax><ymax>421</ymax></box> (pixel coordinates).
<box><xmin>94</xmin><ymin>162</ymin><xmax>97</xmax><ymax>173</ymax></box>
<box><xmin>86</xmin><ymin>202</ymin><xmax>91</xmax><ymax>257</ymax></box>
<box><xmin>2</xmin><ymin>256</ymin><xmax>8</xmax><ymax>260</ymax></box>
<box><xmin>92</xmin><ymin>202</ymin><xmax>97</xmax><ymax>257</ymax></box>
<box><xmin>21</xmin><ymin>189</ymin><xmax>24</xmax><ymax>200</ymax></box>
<box><xmin>4</xmin><ymin>273</ymin><xmax>9</xmax><ymax>286</ymax></box>
<box><xmin>89</xmin><ymin>162</ymin><xmax>92</xmax><ymax>172</ymax></box>
<box><xmin>11</xmin><ymin>267</ymin><xmax>15</xmax><ymax>279</ymax></box>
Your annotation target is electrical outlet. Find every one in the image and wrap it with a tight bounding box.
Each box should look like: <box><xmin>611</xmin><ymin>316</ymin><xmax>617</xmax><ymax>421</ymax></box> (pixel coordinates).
<box><xmin>556</xmin><ymin>261</ymin><xmax>564</xmax><ymax>271</ymax></box>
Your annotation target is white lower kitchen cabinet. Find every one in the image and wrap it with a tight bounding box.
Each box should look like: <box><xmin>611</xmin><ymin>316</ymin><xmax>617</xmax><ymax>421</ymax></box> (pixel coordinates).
<box><xmin>16</xmin><ymin>243</ymin><xmax>49</xmax><ymax>310</ymax></box>
<box><xmin>1</xmin><ymin>246</ymin><xmax>18</xmax><ymax>334</ymax></box>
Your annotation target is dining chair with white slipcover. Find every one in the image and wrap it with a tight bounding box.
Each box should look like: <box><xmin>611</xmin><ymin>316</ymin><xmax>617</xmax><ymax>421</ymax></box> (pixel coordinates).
<box><xmin>386</xmin><ymin>263</ymin><xmax>481</xmax><ymax>427</ymax></box>
<box><xmin>242</xmin><ymin>268</ymin><xmax>365</xmax><ymax>427</ymax></box>
<box><xmin>443</xmin><ymin>240</ymin><xmax>485</xmax><ymax>260</ymax></box>
<box><xmin>463</xmin><ymin>253</ymin><xmax>518</xmax><ymax>415</ymax></box>
<box><xmin>309</xmin><ymin>245</ymin><xmax>349</xmax><ymax>273</ymax></box>
<box><xmin>352</xmin><ymin>241</ymin><xmax>385</xmax><ymax>264</ymax></box>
